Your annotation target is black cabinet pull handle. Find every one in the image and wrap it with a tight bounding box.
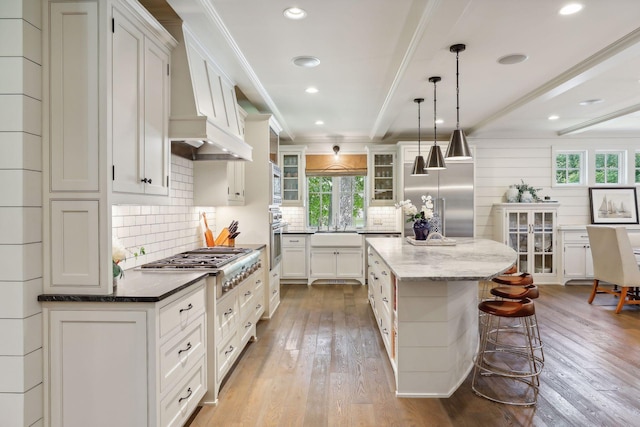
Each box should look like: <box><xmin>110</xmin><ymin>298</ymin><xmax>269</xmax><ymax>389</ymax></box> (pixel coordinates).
<box><xmin>244</xmin><ymin>291</ymin><xmax>252</xmax><ymax>297</ymax></box>
<box><xmin>225</xmin><ymin>345</ymin><xmax>234</xmax><ymax>355</ymax></box>
<box><xmin>178</xmin><ymin>342</ymin><xmax>192</xmax><ymax>355</ymax></box>
<box><xmin>245</xmin><ymin>321</ymin><xmax>252</xmax><ymax>329</ymax></box>
<box><xmin>224</xmin><ymin>308</ymin><xmax>233</xmax><ymax>316</ymax></box>
<box><xmin>140</xmin><ymin>178</ymin><xmax>153</xmax><ymax>184</ymax></box>
<box><xmin>179</xmin><ymin>303</ymin><xmax>193</xmax><ymax>313</ymax></box>
<box><xmin>178</xmin><ymin>387</ymin><xmax>192</xmax><ymax>403</ymax></box>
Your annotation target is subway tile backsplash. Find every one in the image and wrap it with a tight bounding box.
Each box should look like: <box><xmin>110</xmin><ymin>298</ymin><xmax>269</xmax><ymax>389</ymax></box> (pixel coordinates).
<box><xmin>114</xmin><ymin>156</ymin><xmax>399</xmax><ymax>271</ymax></box>
<box><xmin>112</xmin><ymin>155</ymin><xmax>214</xmax><ymax>271</ymax></box>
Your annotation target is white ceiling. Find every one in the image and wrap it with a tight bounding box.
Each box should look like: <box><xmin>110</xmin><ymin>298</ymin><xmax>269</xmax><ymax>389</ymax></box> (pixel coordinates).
<box><xmin>152</xmin><ymin>0</ymin><xmax>640</xmax><ymax>145</ymax></box>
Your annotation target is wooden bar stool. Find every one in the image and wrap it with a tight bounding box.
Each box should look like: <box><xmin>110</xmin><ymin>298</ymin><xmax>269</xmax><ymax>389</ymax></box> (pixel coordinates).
<box><xmin>490</xmin><ymin>284</ymin><xmax>544</xmax><ymax>362</ymax></box>
<box><xmin>472</xmin><ymin>298</ymin><xmax>543</xmax><ymax>406</ymax></box>
<box><xmin>480</xmin><ymin>264</ymin><xmax>519</xmax><ymax>301</ymax></box>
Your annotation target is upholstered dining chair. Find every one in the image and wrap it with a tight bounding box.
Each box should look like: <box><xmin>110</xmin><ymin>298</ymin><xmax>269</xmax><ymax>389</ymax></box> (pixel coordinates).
<box><xmin>586</xmin><ymin>226</ymin><xmax>640</xmax><ymax>314</ymax></box>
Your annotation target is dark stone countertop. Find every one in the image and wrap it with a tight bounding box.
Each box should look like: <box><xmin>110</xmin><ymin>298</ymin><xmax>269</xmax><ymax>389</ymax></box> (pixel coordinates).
<box><xmin>38</xmin><ymin>244</ymin><xmax>267</xmax><ymax>303</ymax></box>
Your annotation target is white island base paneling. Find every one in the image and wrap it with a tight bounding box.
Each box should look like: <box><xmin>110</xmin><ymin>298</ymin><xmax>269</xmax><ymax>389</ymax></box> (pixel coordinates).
<box><xmin>396</xmin><ymin>279</ymin><xmax>478</xmax><ymax>397</ymax></box>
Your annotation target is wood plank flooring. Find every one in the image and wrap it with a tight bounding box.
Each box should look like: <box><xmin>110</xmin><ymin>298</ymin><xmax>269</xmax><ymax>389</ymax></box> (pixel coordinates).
<box><xmin>187</xmin><ymin>283</ymin><xmax>640</xmax><ymax>427</ymax></box>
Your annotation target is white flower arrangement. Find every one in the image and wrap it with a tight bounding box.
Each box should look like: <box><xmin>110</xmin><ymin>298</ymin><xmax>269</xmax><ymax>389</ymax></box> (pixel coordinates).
<box><xmin>395</xmin><ymin>195</ymin><xmax>434</xmax><ymax>223</ymax></box>
<box><xmin>112</xmin><ymin>237</ymin><xmax>145</xmax><ymax>279</ymax></box>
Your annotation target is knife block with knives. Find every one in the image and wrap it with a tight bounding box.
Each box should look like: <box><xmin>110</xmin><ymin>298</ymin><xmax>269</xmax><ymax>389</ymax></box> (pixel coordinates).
<box><xmin>215</xmin><ymin>221</ymin><xmax>240</xmax><ymax>246</ymax></box>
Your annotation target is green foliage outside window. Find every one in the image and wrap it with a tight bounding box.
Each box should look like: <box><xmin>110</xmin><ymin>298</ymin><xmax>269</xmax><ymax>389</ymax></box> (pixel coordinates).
<box><xmin>308</xmin><ymin>176</ymin><xmax>365</xmax><ymax>228</ymax></box>
<box><xmin>636</xmin><ymin>153</ymin><xmax>640</xmax><ymax>183</ymax></box>
<box><xmin>555</xmin><ymin>153</ymin><xmax>582</xmax><ymax>184</ymax></box>
<box><xmin>595</xmin><ymin>153</ymin><xmax>620</xmax><ymax>184</ymax></box>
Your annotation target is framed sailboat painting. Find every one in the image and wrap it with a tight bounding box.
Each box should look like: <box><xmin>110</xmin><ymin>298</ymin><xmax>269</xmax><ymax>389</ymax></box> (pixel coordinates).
<box><xmin>589</xmin><ymin>187</ymin><xmax>639</xmax><ymax>224</ymax></box>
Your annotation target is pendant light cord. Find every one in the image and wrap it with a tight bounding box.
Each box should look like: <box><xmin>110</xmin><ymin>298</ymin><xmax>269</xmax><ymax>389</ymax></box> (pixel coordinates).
<box><xmin>414</xmin><ymin>98</ymin><xmax>424</xmax><ymax>156</ymax></box>
<box><xmin>455</xmin><ymin>49</ymin><xmax>461</xmax><ymax>130</ymax></box>
<box><xmin>434</xmin><ymin>79</ymin><xmax>440</xmax><ymax>201</ymax></box>
<box><xmin>417</xmin><ymin>100</ymin><xmax>422</xmax><ymax>155</ymax></box>
<box><xmin>433</xmin><ymin>79</ymin><xmax>437</xmax><ymax>146</ymax></box>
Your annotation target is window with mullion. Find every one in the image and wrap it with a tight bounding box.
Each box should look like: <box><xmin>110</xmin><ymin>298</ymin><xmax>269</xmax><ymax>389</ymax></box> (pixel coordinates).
<box><xmin>307</xmin><ymin>176</ymin><xmax>366</xmax><ymax>228</ymax></box>
<box><xmin>554</xmin><ymin>151</ymin><xmax>584</xmax><ymax>185</ymax></box>
<box><xmin>595</xmin><ymin>151</ymin><xmax>624</xmax><ymax>184</ymax></box>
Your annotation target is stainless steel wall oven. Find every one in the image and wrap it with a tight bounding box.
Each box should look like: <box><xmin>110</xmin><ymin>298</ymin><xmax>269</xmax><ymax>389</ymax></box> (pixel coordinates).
<box><xmin>269</xmin><ymin>207</ymin><xmax>284</xmax><ymax>267</ymax></box>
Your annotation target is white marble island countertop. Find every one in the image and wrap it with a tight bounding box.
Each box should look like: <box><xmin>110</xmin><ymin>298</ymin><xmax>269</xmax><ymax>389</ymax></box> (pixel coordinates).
<box><xmin>366</xmin><ymin>237</ymin><xmax>516</xmax><ymax>282</ymax></box>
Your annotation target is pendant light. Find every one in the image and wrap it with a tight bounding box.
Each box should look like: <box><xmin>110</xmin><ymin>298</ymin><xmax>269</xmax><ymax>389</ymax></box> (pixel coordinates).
<box><xmin>446</xmin><ymin>44</ymin><xmax>472</xmax><ymax>160</ymax></box>
<box><xmin>426</xmin><ymin>76</ymin><xmax>446</xmax><ymax>170</ymax></box>
<box><xmin>411</xmin><ymin>98</ymin><xmax>428</xmax><ymax>176</ymax></box>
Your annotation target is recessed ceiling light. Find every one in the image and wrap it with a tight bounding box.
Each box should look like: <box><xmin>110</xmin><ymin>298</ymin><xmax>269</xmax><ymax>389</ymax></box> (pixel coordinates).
<box><xmin>548</xmin><ymin>115</ymin><xmax>559</xmax><ymax>120</ymax></box>
<box><xmin>315</xmin><ymin>120</ymin><xmax>324</xmax><ymax>125</ymax></box>
<box><xmin>579</xmin><ymin>98</ymin><xmax>603</xmax><ymax>106</ymax></box>
<box><xmin>435</xmin><ymin>119</ymin><xmax>444</xmax><ymax>124</ymax></box>
<box><xmin>283</xmin><ymin>7</ymin><xmax>307</xmax><ymax>20</ymax></box>
<box><xmin>559</xmin><ymin>3</ymin><xmax>583</xmax><ymax>15</ymax></box>
<box><xmin>305</xmin><ymin>87</ymin><xmax>319</xmax><ymax>94</ymax></box>
<box><xmin>497</xmin><ymin>54</ymin><xmax>528</xmax><ymax>65</ymax></box>
<box><xmin>292</xmin><ymin>56</ymin><xmax>321</xmax><ymax>68</ymax></box>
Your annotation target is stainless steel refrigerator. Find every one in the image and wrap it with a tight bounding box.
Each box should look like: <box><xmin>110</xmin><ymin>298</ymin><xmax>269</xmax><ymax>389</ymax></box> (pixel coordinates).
<box><xmin>402</xmin><ymin>161</ymin><xmax>474</xmax><ymax>237</ymax></box>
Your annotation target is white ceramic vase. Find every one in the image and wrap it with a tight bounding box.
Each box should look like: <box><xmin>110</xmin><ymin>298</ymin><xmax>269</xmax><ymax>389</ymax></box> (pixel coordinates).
<box><xmin>520</xmin><ymin>190</ymin><xmax>533</xmax><ymax>203</ymax></box>
<box><xmin>506</xmin><ymin>185</ymin><xmax>519</xmax><ymax>203</ymax></box>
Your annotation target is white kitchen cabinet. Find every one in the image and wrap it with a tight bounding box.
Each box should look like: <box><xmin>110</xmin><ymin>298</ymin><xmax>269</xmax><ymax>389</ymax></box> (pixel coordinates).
<box><xmin>279</xmin><ymin>146</ymin><xmax>306</xmax><ymax>206</ymax></box>
<box><xmin>193</xmin><ymin>160</ymin><xmax>245</xmax><ymax>206</ymax></box>
<box><xmin>493</xmin><ymin>203</ymin><xmax>559</xmax><ymax>284</ymax></box>
<box><xmin>227</xmin><ymin>161</ymin><xmax>245</xmax><ymax>204</ymax></box>
<box><xmin>367</xmin><ymin>247</ymin><xmax>395</xmax><ymax>362</ymax></box>
<box><xmin>559</xmin><ymin>226</ymin><xmax>640</xmax><ymax>284</ymax></box>
<box><xmin>263</xmin><ymin>259</ymin><xmax>281</xmax><ymax>319</ymax></box>
<box><xmin>366</xmin><ymin>146</ymin><xmax>397</xmax><ymax>206</ymax></box>
<box><xmin>309</xmin><ymin>247</ymin><xmax>364</xmax><ymax>284</ymax></box>
<box><xmin>42</xmin><ymin>280</ymin><xmax>207</xmax><ymax>427</ymax></box>
<box><xmin>563</xmin><ymin>241</ymin><xmax>594</xmax><ymax>284</ymax></box>
<box><xmin>281</xmin><ymin>234</ymin><xmax>308</xmax><ymax>281</ymax></box>
<box><xmin>111</xmin><ymin>5</ymin><xmax>173</xmax><ymax>196</ymax></box>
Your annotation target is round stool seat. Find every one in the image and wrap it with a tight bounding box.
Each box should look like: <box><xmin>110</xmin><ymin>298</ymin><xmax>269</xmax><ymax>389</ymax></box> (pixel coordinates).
<box><xmin>492</xmin><ymin>273</ymin><xmax>533</xmax><ymax>287</ymax></box>
<box><xmin>503</xmin><ymin>265</ymin><xmax>518</xmax><ymax>275</ymax></box>
<box><xmin>478</xmin><ymin>298</ymin><xmax>535</xmax><ymax>318</ymax></box>
<box><xmin>491</xmin><ymin>285</ymin><xmax>539</xmax><ymax>300</ymax></box>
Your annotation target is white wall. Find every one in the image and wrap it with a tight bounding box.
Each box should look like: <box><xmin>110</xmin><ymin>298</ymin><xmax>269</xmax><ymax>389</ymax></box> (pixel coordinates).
<box><xmin>473</xmin><ymin>137</ymin><xmax>640</xmax><ymax>239</ymax></box>
<box><xmin>0</xmin><ymin>0</ymin><xmax>44</xmax><ymax>425</ymax></box>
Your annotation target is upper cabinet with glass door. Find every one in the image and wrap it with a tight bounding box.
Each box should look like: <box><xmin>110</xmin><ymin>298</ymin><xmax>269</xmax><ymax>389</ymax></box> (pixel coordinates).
<box><xmin>366</xmin><ymin>146</ymin><xmax>397</xmax><ymax>206</ymax></box>
<box><xmin>279</xmin><ymin>146</ymin><xmax>306</xmax><ymax>206</ymax></box>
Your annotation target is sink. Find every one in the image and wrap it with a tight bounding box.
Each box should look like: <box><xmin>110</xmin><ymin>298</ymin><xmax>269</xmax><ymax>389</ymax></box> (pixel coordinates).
<box><xmin>310</xmin><ymin>232</ymin><xmax>362</xmax><ymax>247</ymax></box>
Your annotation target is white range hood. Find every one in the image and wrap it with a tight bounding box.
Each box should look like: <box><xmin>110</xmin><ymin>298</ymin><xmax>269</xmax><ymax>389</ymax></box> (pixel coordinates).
<box><xmin>166</xmin><ymin>22</ymin><xmax>252</xmax><ymax>161</ymax></box>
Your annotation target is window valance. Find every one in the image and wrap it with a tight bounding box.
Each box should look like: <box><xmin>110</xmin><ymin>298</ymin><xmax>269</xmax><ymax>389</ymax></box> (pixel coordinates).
<box><xmin>305</xmin><ymin>154</ymin><xmax>367</xmax><ymax>176</ymax></box>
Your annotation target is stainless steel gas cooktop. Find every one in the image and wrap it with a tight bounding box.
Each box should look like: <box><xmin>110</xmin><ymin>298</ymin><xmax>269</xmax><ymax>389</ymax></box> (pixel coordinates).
<box><xmin>140</xmin><ymin>247</ymin><xmax>252</xmax><ymax>270</ymax></box>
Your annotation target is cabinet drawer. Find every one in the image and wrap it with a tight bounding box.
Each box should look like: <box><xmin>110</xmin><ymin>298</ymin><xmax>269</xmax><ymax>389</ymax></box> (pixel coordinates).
<box><xmin>563</xmin><ymin>230</ymin><xmax>589</xmax><ymax>242</ymax></box>
<box><xmin>239</xmin><ymin>316</ymin><xmax>256</xmax><ymax>348</ymax></box>
<box><xmin>283</xmin><ymin>235</ymin><xmax>306</xmax><ymax>247</ymax></box>
<box><xmin>217</xmin><ymin>331</ymin><xmax>239</xmax><ymax>381</ymax></box>
<box><xmin>159</xmin><ymin>314</ymin><xmax>206</xmax><ymax>393</ymax></box>
<box><xmin>159</xmin><ymin>285</ymin><xmax>205</xmax><ymax>339</ymax></box>
<box><xmin>160</xmin><ymin>357</ymin><xmax>206</xmax><ymax>427</ymax></box>
<box><xmin>216</xmin><ymin>295</ymin><xmax>239</xmax><ymax>342</ymax></box>
<box><xmin>238</xmin><ymin>281</ymin><xmax>256</xmax><ymax>321</ymax></box>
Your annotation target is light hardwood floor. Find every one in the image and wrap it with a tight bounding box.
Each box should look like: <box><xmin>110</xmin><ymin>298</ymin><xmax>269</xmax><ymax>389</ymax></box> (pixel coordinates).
<box><xmin>188</xmin><ymin>283</ymin><xmax>640</xmax><ymax>427</ymax></box>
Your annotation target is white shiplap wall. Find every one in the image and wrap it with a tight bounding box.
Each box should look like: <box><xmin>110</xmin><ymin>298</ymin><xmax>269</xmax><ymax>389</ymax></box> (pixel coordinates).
<box><xmin>473</xmin><ymin>137</ymin><xmax>640</xmax><ymax>239</ymax></box>
<box><xmin>0</xmin><ymin>1</ymin><xmax>44</xmax><ymax>426</ymax></box>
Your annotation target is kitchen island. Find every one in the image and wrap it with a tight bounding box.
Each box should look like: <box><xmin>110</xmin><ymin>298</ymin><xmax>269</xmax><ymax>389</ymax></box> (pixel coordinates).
<box><xmin>366</xmin><ymin>237</ymin><xmax>516</xmax><ymax>398</ymax></box>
